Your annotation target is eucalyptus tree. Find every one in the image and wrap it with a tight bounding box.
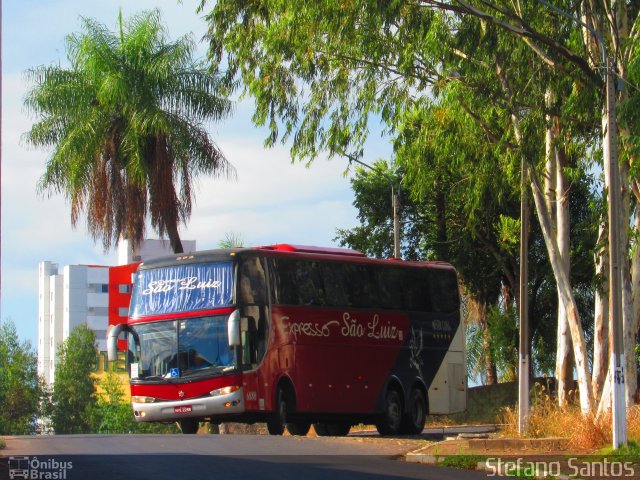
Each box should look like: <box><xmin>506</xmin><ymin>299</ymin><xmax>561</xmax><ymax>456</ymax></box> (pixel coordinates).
<box><xmin>418</xmin><ymin>0</ymin><xmax>640</xmax><ymax>413</ymax></box>
<box><xmin>200</xmin><ymin>0</ymin><xmax>637</xmax><ymax>412</ymax></box>
<box><xmin>25</xmin><ymin>9</ymin><xmax>235</xmax><ymax>254</ymax></box>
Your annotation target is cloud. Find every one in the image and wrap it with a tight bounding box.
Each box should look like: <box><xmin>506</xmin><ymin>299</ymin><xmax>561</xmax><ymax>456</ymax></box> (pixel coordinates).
<box><xmin>1</xmin><ymin>1</ymin><xmax>393</xmax><ymax>347</ymax></box>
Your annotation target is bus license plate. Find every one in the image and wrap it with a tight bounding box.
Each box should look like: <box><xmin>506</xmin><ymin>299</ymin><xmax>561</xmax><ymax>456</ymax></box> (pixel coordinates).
<box><xmin>174</xmin><ymin>405</ymin><xmax>193</xmax><ymax>414</ymax></box>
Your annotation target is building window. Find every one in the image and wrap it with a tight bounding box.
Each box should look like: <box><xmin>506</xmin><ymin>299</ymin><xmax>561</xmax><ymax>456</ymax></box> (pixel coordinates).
<box><xmin>118</xmin><ymin>284</ymin><xmax>131</xmax><ymax>294</ymax></box>
<box><xmin>119</xmin><ymin>307</ymin><xmax>129</xmax><ymax>317</ymax></box>
<box><xmin>101</xmin><ymin>284</ymin><xmax>109</xmax><ymax>293</ymax></box>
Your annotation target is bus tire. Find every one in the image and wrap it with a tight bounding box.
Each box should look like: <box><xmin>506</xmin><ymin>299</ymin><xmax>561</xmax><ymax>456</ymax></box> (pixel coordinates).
<box><xmin>179</xmin><ymin>418</ymin><xmax>199</xmax><ymax>434</ymax></box>
<box><xmin>400</xmin><ymin>388</ymin><xmax>427</xmax><ymax>435</ymax></box>
<box><xmin>313</xmin><ymin>422</ymin><xmax>350</xmax><ymax>436</ymax></box>
<box><xmin>313</xmin><ymin>422</ymin><xmax>330</xmax><ymax>436</ymax></box>
<box><xmin>375</xmin><ymin>388</ymin><xmax>403</xmax><ymax>436</ymax></box>
<box><xmin>286</xmin><ymin>421</ymin><xmax>311</xmax><ymax>436</ymax></box>
<box><xmin>327</xmin><ymin>422</ymin><xmax>351</xmax><ymax>436</ymax></box>
<box><xmin>267</xmin><ymin>387</ymin><xmax>288</xmax><ymax>435</ymax></box>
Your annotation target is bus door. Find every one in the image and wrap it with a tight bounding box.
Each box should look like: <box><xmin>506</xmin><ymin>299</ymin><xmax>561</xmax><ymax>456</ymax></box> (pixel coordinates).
<box><xmin>238</xmin><ymin>305</ymin><xmax>269</xmax><ymax>412</ymax></box>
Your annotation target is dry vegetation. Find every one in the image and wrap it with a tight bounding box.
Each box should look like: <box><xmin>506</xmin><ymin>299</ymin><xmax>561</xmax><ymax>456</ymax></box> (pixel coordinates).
<box><xmin>499</xmin><ymin>383</ymin><xmax>640</xmax><ymax>450</ymax></box>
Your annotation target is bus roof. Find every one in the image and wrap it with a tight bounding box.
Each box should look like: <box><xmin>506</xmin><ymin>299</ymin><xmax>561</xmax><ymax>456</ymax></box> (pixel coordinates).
<box><xmin>255</xmin><ymin>244</ymin><xmax>366</xmax><ymax>257</ymax></box>
<box><xmin>136</xmin><ymin>245</ymin><xmax>456</xmax><ymax>271</ymax></box>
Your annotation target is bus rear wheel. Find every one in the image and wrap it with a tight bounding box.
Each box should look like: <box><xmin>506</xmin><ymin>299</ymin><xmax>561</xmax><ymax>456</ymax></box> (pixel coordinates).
<box><xmin>286</xmin><ymin>421</ymin><xmax>311</xmax><ymax>436</ymax></box>
<box><xmin>179</xmin><ymin>418</ymin><xmax>199</xmax><ymax>434</ymax></box>
<box><xmin>375</xmin><ymin>389</ymin><xmax>403</xmax><ymax>436</ymax></box>
<box><xmin>267</xmin><ymin>387</ymin><xmax>289</xmax><ymax>435</ymax></box>
<box><xmin>313</xmin><ymin>422</ymin><xmax>351</xmax><ymax>437</ymax></box>
<box><xmin>400</xmin><ymin>389</ymin><xmax>427</xmax><ymax>435</ymax></box>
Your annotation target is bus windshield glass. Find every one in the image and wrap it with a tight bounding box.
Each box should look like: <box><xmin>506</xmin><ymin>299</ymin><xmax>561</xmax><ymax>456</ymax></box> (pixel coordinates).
<box><xmin>130</xmin><ymin>261</ymin><xmax>234</xmax><ymax>318</ymax></box>
<box><xmin>128</xmin><ymin>315</ymin><xmax>236</xmax><ymax>380</ymax></box>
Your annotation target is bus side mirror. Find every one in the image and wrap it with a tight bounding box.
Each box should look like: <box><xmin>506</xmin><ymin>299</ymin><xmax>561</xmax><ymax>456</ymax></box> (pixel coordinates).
<box><xmin>228</xmin><ymin>310</ymin><xmax>241</xmax><ymax>347</ymax></box>
<box><xmin>107</xmin><ymin>324</ymin><xmax>125</xmax><ymax>361</ymax></box>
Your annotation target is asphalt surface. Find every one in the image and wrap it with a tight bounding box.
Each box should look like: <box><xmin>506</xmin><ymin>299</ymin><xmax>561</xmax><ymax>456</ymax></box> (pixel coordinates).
<box><xmin>0</xmin><ymin>432</ymin><xmax>499</xmax><ymax>480</ymax></box>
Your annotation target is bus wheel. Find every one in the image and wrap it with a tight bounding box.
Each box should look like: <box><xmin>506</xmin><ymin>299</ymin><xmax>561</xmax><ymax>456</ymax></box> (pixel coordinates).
<box><xmin>375</xmin><ymin>389</ymin><xmax>403</xmax><ymax>436</ymax></box>
<box><xmin>313</xmin><ymin>422</ymin><xmax>330</xmax><ymax>436</ymax></box>
<box><xmin>400</xmin><ymin>389</ymin><xmax>427</xmax><ymax>435</ymax></box>
<box><xmin>267</xmin><ymin>388</ymin><xmax>288</xmax><ymax>435</ymax></box>
<box><xmin>313</xmin><ymin>422</ymin><xmax>351</xmax><ymax>436</ymax></box>
<box><xmin>179</xmin><ymin>418</ymin><xmax>199</xmax><ymax>434</ymax></box>
<box><xmin>327</xmin><ymin>422</ymin><xmax>351</xmax><ymax>436</ymax></box>
<box><xmin>286</xmin><ymin>421</ymin><xmax>311</xmax><ymax>436</ymax></box>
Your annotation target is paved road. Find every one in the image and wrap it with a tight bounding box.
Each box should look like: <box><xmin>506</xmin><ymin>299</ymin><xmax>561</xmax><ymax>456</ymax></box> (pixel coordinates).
<box><xmin>0</xmin><ymin>433</ymin><xmax>496</xmax><ymax>480</ymax></box>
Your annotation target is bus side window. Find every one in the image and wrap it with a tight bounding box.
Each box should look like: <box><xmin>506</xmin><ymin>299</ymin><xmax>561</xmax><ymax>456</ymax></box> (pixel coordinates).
<box><xmin>322</xmin><ymin>262</ymin><xmax>348</xmax><ymax>307</ymax></box>
<box><xmin>241</xmin><ymin>306</ymin><xmax>268</xmax><ymax>368</ymax></box>
<box><xmin>430</xmin><ymin>269</ymin><xmax>460</xmax><ymax>313</ymax></box>
<box><xmin>402</xmin><ymin>269</ymin><xmax>433</xmax><ymax>312</ymax></box>
<box><xmin>269</xmin><ymin>258</ymin><xmax>297</xmax><ymax>305</ymax></box>
<box><xmin>378</xmin><ymin>267</ymin><xmax>403</xmax><ymax>310</ymax></box>
<box><xmin>239</xmin><ymin>257</ymin><xmax>267</xmax><ymax>305</ymax></box>
<box><xmin>342</xmin><ymin>264</ymin><xmax>379</xmax><ymax>308</ymax></box>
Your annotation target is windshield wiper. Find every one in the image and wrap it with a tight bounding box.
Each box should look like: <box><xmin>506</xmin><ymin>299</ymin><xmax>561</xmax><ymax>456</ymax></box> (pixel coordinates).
<box><xmin>139</xmin><ymin>375</ymin><xmax>177</xmax><ymax>385</ymax></box>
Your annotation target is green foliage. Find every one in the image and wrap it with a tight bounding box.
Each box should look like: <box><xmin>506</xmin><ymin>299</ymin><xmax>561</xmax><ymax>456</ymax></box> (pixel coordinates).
<box><xmin>218</xmin><ymin>232</ymin><xmax>245</xmax><ymax>248</ymax></box>
<box><xmin>598</xmin><ymin>440</ymin><xmax>640</xmax><ymax>465</ymax></box>
<box><xmin>90</xmin><ymin>367</ymin><xmax>179</xmax><ymax>434</ymax></box>
<box><xmin>90</xmin><ymin>369</ymin><xmax>136</xmax><ymax>434</ymax></box>
<box><xmin>201</xmin><ymin>0</ymin><xmax>626</xmax><ymax>401</ymax></box>
<box><xmin>0</xmin><ymin>319</ymin><xmax>46</xmax><ymax>435</ymax></box>
<box><xmin>487</xmin><ymin>307</ymin><xmax>518</xmax><ymax>382</ymax></box>
<box><xmin>51</xmin><ymin>324</ymin><xmax>98</xmax><ymax>434</ymax></box>
<box><xmin>438</xmin><ymin>454</ymin><xmax>482</xmax><ymax>470</ymax></box>
<box><xmin>24</xmin><ymin>9</ymin><xmax>234</xmax><ymax>254</ymax></box>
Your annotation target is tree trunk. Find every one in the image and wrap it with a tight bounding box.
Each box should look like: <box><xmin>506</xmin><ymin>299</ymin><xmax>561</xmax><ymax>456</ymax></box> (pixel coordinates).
<box><xmin>555</xmin><ymin>145</ymin><xmax>574</xmax><ymax>407</ymax></box>
<box><xmin>167</xmin><ymin>221</ymin><xmax>184</xmax><ymax>254</ymax></box>
<box><xmin>528</xmin><ymin>164</ymin><xmax>594</xmax><ymax>413</ymax></box>
<box><xmin>626</xmin><ymin>205</ymin><xmax>640</xmax><ymax>405</ymax></box>
<box><xmin>545</xmin><ymin>89</ymin><xmax>574</xmax><ymax>407</ymax></box>
<box><xmin>592</xmin><ymin>221</ymin><xmax>609</xmax><ymax>402</ymax></box>
<box><xmin>497</xmin><ymin>60</ymin><xmax>593</xmax><ymax>413</ymax></box>
<box><xmin>470</xmin><ymin>297</ymin><xmax>498</xmax><ymax>385</ymax></box>
<box><xmin>619</xmin><ymin>160</ymin><xmax>636</xmax><ymax>407</ymax></box>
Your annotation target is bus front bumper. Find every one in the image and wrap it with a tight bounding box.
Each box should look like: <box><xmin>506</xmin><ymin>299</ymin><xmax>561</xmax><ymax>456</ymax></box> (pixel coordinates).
<box><xmin>132</xmin><ymin>387</ymin><xmax>245</xmax><ymax>422</ymax></box>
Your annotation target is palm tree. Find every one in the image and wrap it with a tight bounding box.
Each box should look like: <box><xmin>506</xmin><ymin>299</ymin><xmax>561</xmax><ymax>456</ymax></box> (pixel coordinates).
<box><xmin>24</xmin><ymin>9</ymin><xmax>235</xmax><ymax>253</ymax></box>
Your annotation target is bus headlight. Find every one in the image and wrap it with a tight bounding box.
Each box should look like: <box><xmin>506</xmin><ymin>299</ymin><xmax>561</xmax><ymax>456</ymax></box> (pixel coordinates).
<box><xmin>210</xmin><ymin>385</ymin><xmax>240</xmax><ymax>397</ymax></box>
<box><xmin>132</xmin><ymin>396</ymin><xmax>157</xmax><ymax>403</ymax></box>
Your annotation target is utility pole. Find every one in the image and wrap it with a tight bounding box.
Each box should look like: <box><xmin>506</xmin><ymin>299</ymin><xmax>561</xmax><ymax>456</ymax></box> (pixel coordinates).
<box><xmin>392</xmin><ymin>186</ymin><xmax>401</xmax><ymax>259</ymax></box>
<box><xmin>605</xmin><ymin>54</ymin><xmax>627</xmax><ymax>448</ymax></box>
<box><xmin>344</xmin><ymin>153</ymin><xmax>403</xmax><ymax>259</ymax></box>
<box><xmin>518</xmin><ymin>158</ymin><xmax>529</xmax><ymax>435</ymax></box>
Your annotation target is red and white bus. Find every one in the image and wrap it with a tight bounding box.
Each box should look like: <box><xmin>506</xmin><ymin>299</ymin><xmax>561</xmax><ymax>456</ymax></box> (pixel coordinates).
<box><xmin>108</xmin><ymin>244</ymin><xmax>466</xmax><ymax>435</ymax></box>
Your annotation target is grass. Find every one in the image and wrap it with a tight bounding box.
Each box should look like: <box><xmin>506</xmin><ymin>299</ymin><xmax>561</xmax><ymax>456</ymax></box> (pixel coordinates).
<box><xmin>437</xmin><ymin>454</ymin><xmax>483</xmax><ymax>470</ymax></box>
<box><xmin>598</xmin><ymin>440</ymin><xmax>640</xmax><ymax>464</ymax></box>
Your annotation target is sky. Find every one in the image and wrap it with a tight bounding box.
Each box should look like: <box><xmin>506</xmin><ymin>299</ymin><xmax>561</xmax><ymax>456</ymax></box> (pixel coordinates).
<box><xmin>1</xmin><ymin>0</ymin><xmax>393</xmax><ymax>347</ymax></box>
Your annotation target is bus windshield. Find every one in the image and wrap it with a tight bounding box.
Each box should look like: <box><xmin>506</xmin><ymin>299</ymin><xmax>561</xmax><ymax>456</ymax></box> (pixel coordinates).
<box><xmin>128</xmin><ymin>315</ymin><xmax>236</xmax><ymax>380</ymax></box>
<box><xmin>130</xmin><ymin>261</ymin><xmax>234</xmax><ymax>318</ymax></box>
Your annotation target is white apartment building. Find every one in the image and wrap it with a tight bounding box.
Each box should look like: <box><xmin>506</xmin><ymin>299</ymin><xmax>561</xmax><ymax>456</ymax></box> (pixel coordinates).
<box><xmin>38</xmin><ymin>239</ymin><xmax>196</xmax><ymax>386</ymax></box>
